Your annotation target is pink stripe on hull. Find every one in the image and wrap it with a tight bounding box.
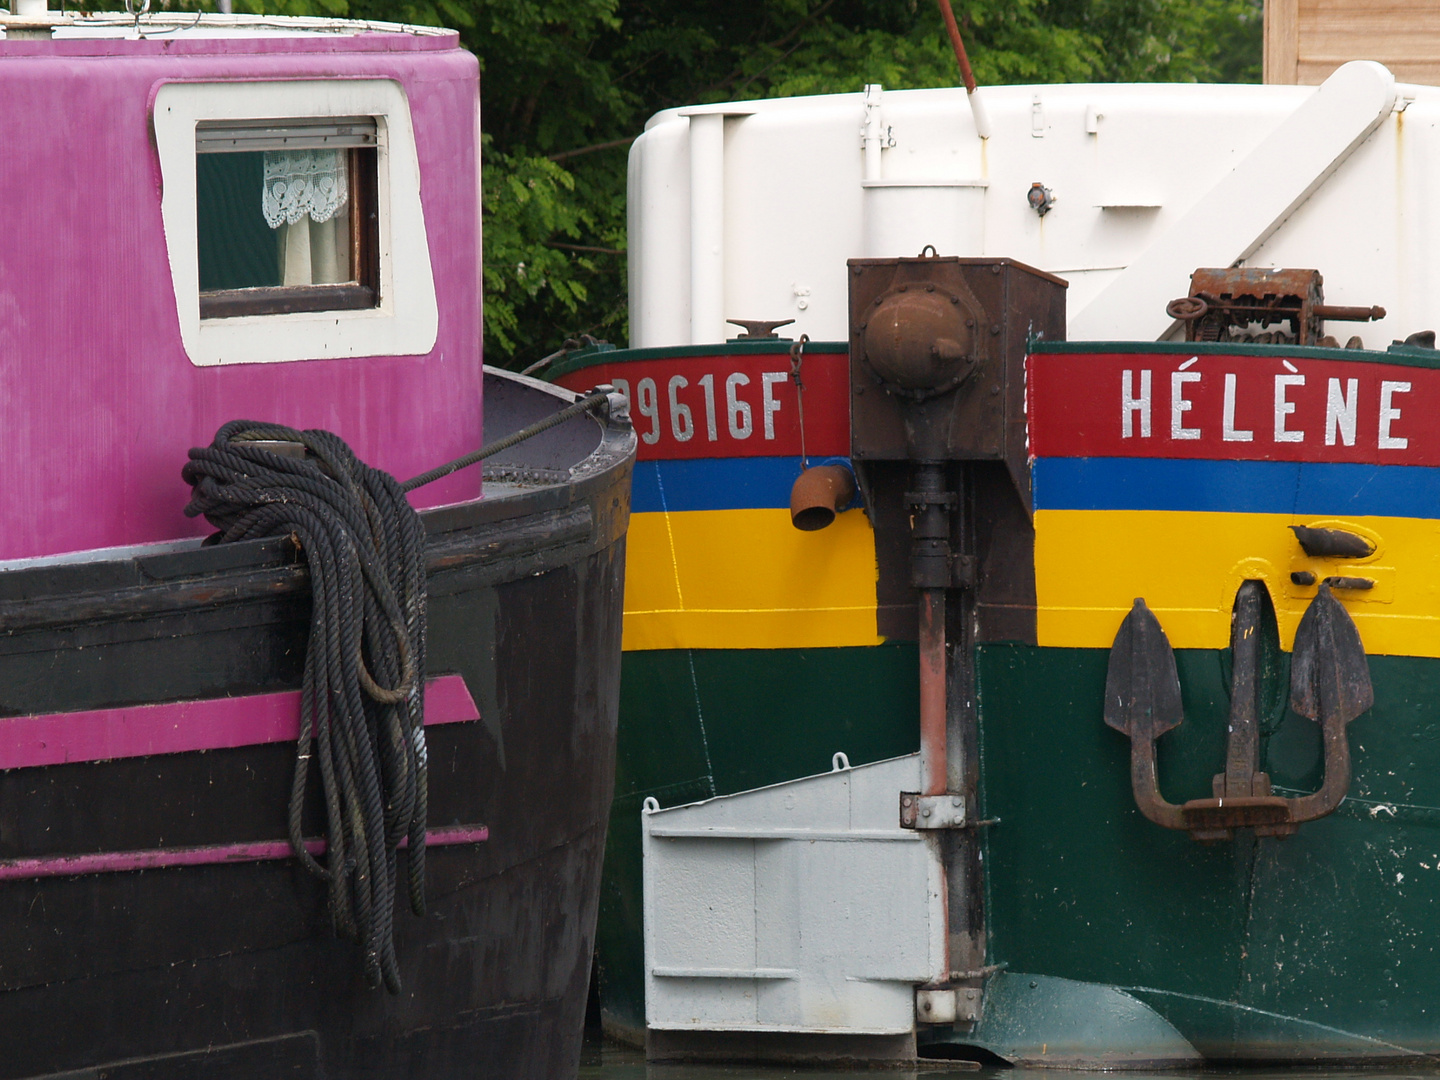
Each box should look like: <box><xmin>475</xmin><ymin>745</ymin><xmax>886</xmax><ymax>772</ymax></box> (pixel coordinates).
<box><xmin>0</xmin><ymin>674</ymin><xmax>480</xmax><ymax>771</ymax></box>
<box><xmin>0</xmin><ymin>823</ymin><xmax>489</xmax><ymax>882</ymax></box>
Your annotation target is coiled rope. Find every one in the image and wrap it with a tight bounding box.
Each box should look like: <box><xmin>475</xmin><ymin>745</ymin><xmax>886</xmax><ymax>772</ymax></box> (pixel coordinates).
<box><xmin>182</xmin><ymin>389</ymin><xmax>613</xmax><ymax>993</ymax></box>
<box><xmin>183</xmin><ymin>421</ymin><xmax>427</xmax><ymax>994</ymax></box>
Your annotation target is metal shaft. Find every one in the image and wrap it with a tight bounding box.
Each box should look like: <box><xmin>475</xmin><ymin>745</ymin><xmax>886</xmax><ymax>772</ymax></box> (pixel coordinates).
<box><xmin>1223</xmin><ymin>580</ymin><xmax>1263</xmax><ymax>797</ymax></box>
<box><xmin>911</xmin><ymin>463</ymin><xmax>952</xmax><ymax>797</ymax></box>
<box><xmin>919</xmin><ymin>588</ymin><xmax>948</xmax><ymax>796</ymax></box>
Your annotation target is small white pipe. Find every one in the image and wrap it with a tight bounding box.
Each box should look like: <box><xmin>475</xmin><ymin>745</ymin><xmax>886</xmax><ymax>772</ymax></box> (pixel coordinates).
<box><xmin>688</xmin><ymin>113</ymin><xmax>725</xmax><ymax>345</ymax></box>
<box><xmin>967</xmin><ymin>88</ymin><xmax>992</xmax><ymax>140</ymax></box>
<box><xmin>14</xmin><ymin>0</ymin><xmax>49</xmax><ymax>16</ymax></box>
<box><xmin>862</xmin><ymin>83</ymin><xmax>885</xmax><ymax>182</ymax></box>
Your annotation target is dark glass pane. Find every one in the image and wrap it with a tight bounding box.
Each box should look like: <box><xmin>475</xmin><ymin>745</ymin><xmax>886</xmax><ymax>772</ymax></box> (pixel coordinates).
<box><xmin>197</xmin><ymin>152</ymin><xmax>280</xmax><ymax>291</ymax></box>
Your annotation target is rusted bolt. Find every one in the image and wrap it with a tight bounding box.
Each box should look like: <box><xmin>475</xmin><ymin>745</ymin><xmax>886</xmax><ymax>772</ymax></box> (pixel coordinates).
<box><xmin>991</xmin><ymin>264</ymin><xmax>1002</xmax><ymax>274</ymax></box>
<box><xmin>897</xmin><ymin>285</ymin><xmax>908</xmax><ymax>292</ymax></box>
<box><xmin>991</xmin><ymin>325</ymin><xmax>1001</xmax><ymax>335</ymax></box>
<box><xmin>964</xmin><ymin>989</ymin><xmax>977</xmax><ymax>999</ymax></box>
<box><xmin>853</xmin><ymin>266</ymin><xmax>864</xmax><ymax>275</ymax></box>
<box><xmin>990</xmin><ymin>384</ymin><xmax>1001</xmax><ymax>396</ymax></box>
<box><xmin>922</xmin><ymin>808</ymin><xmax>932</xmax><ymax>819</ymax></box>
<box><xmin>874</xmin><ymin>296</ymin><xmax>883</xmax><ymax>306</ymax></box>
<box><xmin>925</xmin><ymin>285</ymin><xmax>935</xmax><ymax>292</ymax></box>
<box><xmin>952</xmin><ymin>797</ymin><xmax>961</xmax><ymax>808</ymax></box>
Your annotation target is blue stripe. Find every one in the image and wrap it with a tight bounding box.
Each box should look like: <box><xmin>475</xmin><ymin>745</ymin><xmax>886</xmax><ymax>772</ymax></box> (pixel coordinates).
<box><xmin>631</xmin><ymin>456</ymin><xmax>854</xmax><ymax>513</ymax></box>
<box><xmin>1034</xmin><ymin>457</ymin><xmax>1440</xmax><ymax>518</ymax></box>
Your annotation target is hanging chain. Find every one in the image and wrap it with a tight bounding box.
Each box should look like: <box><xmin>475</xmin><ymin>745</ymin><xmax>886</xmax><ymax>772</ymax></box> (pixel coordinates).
<box><xmin>789</xmin><ymin>333</ymin><xmax>810</xmax><ymax>470</ymax></box>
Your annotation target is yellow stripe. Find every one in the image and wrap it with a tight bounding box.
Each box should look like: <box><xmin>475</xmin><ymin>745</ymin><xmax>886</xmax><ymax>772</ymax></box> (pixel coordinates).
<box><xmin>623</xmin><ymin>507</ymin><xmax>883</xmax><ymax>651</ymax></box>
<box><xmin>1036</xmin><ymin>509</ymin><xmax>1440</xmax><ymax>656</ymax></box>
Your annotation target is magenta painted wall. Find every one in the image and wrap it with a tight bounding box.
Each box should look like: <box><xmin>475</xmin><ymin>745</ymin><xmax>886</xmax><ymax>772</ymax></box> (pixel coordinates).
<box><xmin>0</xmin><ymin>31</ymin><xmax>483</xmax><ymax>560</ymax></box>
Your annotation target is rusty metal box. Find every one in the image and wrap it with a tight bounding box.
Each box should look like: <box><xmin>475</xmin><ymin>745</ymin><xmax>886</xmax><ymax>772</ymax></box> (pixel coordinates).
<box><xmin>847</xmin><ymin>256</ymin><xmax>1066</xmax><ymax>506</ymax></box>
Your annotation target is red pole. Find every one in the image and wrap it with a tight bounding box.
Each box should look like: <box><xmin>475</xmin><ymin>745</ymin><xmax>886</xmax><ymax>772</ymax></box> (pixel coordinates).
<box><xmin>935</xmin><ymin>0</ymin><xmax>978</xmax><ymax>95</ymax></box>
<box><xmin>918</xmin><ymin>589</ymin><xmax>948</xmax><ymax>796</ymax></box>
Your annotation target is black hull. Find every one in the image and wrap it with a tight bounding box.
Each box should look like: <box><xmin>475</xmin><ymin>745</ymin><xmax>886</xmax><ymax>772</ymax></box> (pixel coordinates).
<box><xmin>0</xmin><ymin>370</ymin><xmax>633</xmax><ymax>1079</ymax></box>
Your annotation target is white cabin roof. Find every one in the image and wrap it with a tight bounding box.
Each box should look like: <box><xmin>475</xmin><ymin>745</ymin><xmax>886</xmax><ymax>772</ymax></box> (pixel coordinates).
<box><xmin>628</xmin><ymin>62</ymin><xmax>1440</xmax><ymax>349</ymax></box>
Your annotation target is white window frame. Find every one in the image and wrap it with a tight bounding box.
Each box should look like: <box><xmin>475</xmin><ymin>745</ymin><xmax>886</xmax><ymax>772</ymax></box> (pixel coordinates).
<box><xmin>154</xmin><ymin>78</ymin><xmax>439</xmax><ymax>367</ymax></box>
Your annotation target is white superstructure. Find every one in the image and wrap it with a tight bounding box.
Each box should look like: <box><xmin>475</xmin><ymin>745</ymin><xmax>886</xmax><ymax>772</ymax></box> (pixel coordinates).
<box><xmin>628</xmin><ymin>61</ymin><xmax>1436</xmax><ymax>348</ymax></box>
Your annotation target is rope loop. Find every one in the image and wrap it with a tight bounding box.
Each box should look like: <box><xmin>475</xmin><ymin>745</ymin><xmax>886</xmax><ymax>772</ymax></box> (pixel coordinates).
<box><xmin>183</xmin><ymin>420</ymin><xmax>428</xmax><ymax>994</ymax></box>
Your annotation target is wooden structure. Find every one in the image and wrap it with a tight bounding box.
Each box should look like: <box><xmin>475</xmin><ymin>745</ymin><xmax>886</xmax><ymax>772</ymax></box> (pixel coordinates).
<box><xmin>1265</xmin><ymin>0</ymin><xmax>1440</xmax><ymax>85</ymax></box>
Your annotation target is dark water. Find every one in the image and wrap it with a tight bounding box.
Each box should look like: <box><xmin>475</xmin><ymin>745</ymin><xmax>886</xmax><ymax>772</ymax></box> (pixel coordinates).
<box><xmin>580</xmin><ymin>1040</ymin><xmax>1440</xmax><ymax>1080</ymax></box>
<box><xmin>580</xmin><ymin>1038</ymin><xmax>991</xmax><ymax>1078</ymax></box>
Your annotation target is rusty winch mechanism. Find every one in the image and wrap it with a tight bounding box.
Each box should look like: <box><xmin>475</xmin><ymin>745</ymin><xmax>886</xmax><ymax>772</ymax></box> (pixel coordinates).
<box><xmin>1166</xmin><ymin>267</ymin><xmax>1385</xmax><ymax>347</ymax></box>
<box><xmin>848</xmin><ymin>253</ymin><xmax>1065</xmax><ymax>1028</ymax></box>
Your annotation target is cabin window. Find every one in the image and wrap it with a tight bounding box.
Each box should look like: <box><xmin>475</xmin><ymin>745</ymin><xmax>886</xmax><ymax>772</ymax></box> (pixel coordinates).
<box><xmin>155</xmin><ymin>79</ymin><xmax>439</xmax><ymax>367</ymax></box>
<box><xmin>195</xmin><ymin>118</ymin><xmax>380</xmax><ymax>320</ymax></box>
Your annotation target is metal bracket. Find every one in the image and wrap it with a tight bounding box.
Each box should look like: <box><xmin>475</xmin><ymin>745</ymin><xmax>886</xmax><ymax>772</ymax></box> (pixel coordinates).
<box><xmin>900</xmin><ymin>792</ymin><xmax>967</xmax><ymax>829</ymax></box>
<box><xmin>916</xmin><ymin>986</ymin><xmax>981</xmax><ymax>1024</ymax></box>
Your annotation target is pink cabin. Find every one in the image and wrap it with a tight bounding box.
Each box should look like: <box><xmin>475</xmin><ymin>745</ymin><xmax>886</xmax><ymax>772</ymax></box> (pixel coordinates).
<box><xmin>0</xmin><ymin>16</ymin><xmax>482</xmax><ymax>560</ymax></box>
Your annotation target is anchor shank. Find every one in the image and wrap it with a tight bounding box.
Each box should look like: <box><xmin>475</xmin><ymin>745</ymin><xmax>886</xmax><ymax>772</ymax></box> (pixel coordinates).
<box><xmin>1222</xmin><ymin>580</ymin><xmax>1265</xmax><ymax>798</ymax></box>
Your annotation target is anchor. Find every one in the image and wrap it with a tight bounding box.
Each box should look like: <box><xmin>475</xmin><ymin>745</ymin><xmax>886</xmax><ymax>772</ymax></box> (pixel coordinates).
<box><xmin>1104</xmin><ymin>581</ymin><xmax>1372</xmax><ymax>842</ymax></box>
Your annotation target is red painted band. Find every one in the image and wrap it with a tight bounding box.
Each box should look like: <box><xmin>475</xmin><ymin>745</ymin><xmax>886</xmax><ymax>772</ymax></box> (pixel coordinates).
<box><xmin>0</xmin><ymin>823</ymin><xmax>489</xmax><ymax>882</ymax></box>
<box><xmin>556</xmin><ymin>351</ymin><xmax>851</xmax><ymax>461</ymax></box>
<box><xmin>1028</xmin><ymin>350</ymin><xmax>1438</xmax><ymax>465</ymax></box>
<box><xmin>0</xmin><ymin>675</ymin><xmax>480</xmax><ymax>771</ymax></box>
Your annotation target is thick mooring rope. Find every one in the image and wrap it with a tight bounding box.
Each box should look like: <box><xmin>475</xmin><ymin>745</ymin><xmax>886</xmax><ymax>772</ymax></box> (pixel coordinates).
<box><xmin>182</xmin><ymin>421</ymin><xmax>427</xmax><ymax>994</ymax></box>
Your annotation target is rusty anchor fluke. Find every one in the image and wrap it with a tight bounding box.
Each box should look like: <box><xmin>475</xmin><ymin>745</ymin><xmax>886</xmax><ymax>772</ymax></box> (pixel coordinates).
<box><xmin>1104</xmin><ymin>583</ymin><xmax>1372</xmax><ymax>842</ymax></box>
<box><xmin>790</xmin><ymin>465</ymin><xmax>856</xmax><ymax>531</ymax></box>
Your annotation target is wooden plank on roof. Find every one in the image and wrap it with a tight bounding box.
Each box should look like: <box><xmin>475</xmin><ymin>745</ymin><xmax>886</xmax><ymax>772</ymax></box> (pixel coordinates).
<box><xmin>1268</xmin><ymin>0</ymin><xmax>1440</xmax><ymax>85</ymax></box>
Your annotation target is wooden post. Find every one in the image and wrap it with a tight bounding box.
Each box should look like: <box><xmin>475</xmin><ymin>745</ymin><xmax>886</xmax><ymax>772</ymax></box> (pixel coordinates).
<box><xmin>1264</xmin><ymin>0</ymin><xmax>1300</xmax><ymax>84</ymax></box>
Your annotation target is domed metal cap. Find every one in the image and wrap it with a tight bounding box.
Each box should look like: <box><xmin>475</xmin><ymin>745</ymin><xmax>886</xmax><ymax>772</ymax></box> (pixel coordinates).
<box><xmin>862</xmin><ymin>287</ymin><xmax>976</xmax><ymax>392</ymax></box>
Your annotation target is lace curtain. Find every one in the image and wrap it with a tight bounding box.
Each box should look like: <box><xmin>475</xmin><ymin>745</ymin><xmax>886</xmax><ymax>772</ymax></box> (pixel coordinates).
<box><xmin>261</xmin><ymin>149</ymin><xmax>351</xmax><ymax>287</ymax></box>
<box><xmin>262</xmin><ymin>149</ymin><xmax>348</xmax><ymax>228</ymax></box>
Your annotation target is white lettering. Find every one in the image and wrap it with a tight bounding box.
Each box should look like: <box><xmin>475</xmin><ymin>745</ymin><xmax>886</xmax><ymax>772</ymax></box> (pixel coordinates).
<box><xmin>697</xmin><ymin>373</ymin><xmax>718</xmax><ymax>441</ymax></box>
<box><xmin>761</xmin><ymin>372</ymin><xmax>787</xmax><ymax>440</ymax></box>
<box><xmin>636</xmin><ymin>378</ymin><xmax>660</xmax><ymax>445</ymax></box>
<box><xmin>1274</xmin><ymin>374</ymin><xmax>1305</xmax><ymax>443</ymax></box>
<box><xmin>1171</xmin><ymin>370</ymin><xmax>1201</xmax><ymax>440</ymax></box>
<box><xmin>1222</xmin><ymin>373</ymin><xmax>1252</xmax><ymax>442</ymax></box>
<box><xmin>668</xmin><ymin>375</ymin><xmax>693</xmax><ymax>442</ymax></box>
<box><xmin>1325</xmin><ymin>378</ymin><xmax>1358</xmax><ymax>447</ymax></box>
<box><xmin>725</xmin><ymin>372</ymin><xmax>753</xmax><ymax>439</ymax></box>
<box><xmin>1380</xmin><ymin>380</ymin><xmax>1412</xmax><ymax>449</ymax></box>
<box><xmin>1122</xmin><ymin>369</ymin><xmax>1152</xmax><ymax>438</ymax></box>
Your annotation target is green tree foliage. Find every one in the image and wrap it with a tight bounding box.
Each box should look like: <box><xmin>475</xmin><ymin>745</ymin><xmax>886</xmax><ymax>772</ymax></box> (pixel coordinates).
<box><xmin>150</xmin><ymin>0</ymin><xmax>1261</xmax><ymax>365</ymax></box>
<box><xmin>468</xmin><ymin>0</ymin><xmax>1261</xmax><ymax>368</ymax></box>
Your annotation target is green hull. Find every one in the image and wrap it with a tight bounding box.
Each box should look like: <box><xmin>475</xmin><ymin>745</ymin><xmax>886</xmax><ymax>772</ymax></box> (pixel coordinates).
<box><xmin>605</xmin><ymin>638</ymin><xmax>1440</xmax><ymax>1060</ymax></box>
<box><xmin>942</xmin><ymin>643</ymin><xmax>1440</xmax><ymax>1063</ymax></box>
<box><xmin>596</xmin><ymin>643</ymin><xmax>919</xmax><ymax>1041</ymax></box>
